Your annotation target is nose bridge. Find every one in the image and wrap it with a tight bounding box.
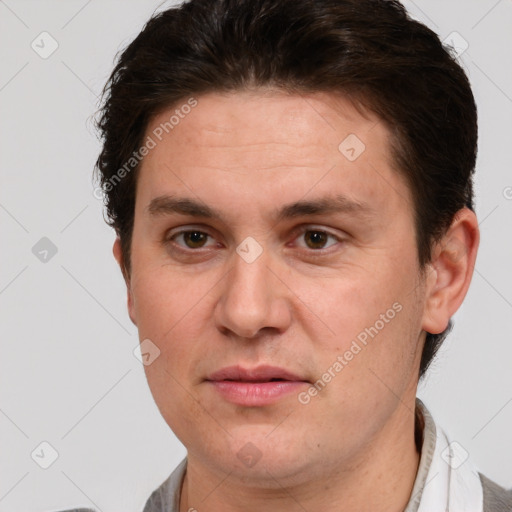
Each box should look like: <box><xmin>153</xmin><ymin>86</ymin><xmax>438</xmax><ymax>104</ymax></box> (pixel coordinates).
<box><xmin>233</xmin><ymin>243</ymin><xmax>270</xmax><ymax>297</ymax></box>
<box><xmin>215</xmin><ymin>240</ymin><xmax>290</xmax><ymax>339</ymax></box>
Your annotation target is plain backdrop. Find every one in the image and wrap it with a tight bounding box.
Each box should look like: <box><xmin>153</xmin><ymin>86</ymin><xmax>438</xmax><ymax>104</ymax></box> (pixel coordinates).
<box><xmin>0</xmin><ymin>0</ymin><xmax>511</xmax><ymax>510</ymax></box>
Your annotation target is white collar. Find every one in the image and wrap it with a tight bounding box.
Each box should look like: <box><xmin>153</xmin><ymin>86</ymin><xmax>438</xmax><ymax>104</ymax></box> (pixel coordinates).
<box><xmin>408</xmin><ymin>399</ymin><xmax>483</xmax><ymax>512</ymax></box>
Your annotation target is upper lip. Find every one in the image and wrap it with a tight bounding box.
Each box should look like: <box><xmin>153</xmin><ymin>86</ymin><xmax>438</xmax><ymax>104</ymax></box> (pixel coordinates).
<box><xmin>206</xmin><ymin>365</ymin><xmax>307</xmax><ymax>382</ymax></box>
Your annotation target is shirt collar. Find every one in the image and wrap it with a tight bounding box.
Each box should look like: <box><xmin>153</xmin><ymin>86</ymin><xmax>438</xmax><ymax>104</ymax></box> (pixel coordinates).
<box><xmin>405</xmin><ymin>398</ymin><xmax>438</xmax><ymax>512</ymax></box>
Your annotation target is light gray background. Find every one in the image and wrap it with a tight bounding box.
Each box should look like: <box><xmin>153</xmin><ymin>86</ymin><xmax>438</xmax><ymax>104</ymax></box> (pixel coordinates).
<box><xmin>0</xmin><ymin>0</ymin><xmax>511</xmax><ymax>510</ymax></box>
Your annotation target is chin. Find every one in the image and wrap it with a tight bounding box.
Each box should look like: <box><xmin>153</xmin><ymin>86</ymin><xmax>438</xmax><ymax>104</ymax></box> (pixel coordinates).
<box><xmin>224</xmin><ymin>429</ymin><xmax>312</xmax><ymax>477</ymax></box>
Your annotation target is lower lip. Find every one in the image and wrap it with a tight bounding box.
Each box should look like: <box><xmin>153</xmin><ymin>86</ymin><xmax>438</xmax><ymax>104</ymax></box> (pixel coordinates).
<box><xmin>208</xmin><ymin>380</ymin><xmax>307</xmax><ymax>406</ymax></box>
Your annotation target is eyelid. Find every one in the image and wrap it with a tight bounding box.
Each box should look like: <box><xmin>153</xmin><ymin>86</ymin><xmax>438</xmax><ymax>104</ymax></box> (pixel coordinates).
<box><xmin>165</xmin><ymin>223</ymin><xmax>216</xmax><ymax>237</ymax></box>
<box><xmin>291</xmin><ymin>224</ymin><xmax>344</xmax><ymax>238</ymax></box>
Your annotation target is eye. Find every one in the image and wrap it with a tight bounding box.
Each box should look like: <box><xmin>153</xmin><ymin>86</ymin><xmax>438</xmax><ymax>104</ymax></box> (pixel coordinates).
<box><xmin>165</xmin><ymin>226</ymin><xmax>343</xmax><ymax>254</ymax></box>
<box><xmin>294</xmin><ymin>228</ymin><xmax>341</xmax><ymax>250</ymax></box>
<box><xmin>167</xmin><ymin>229</ymin><xmax>217</xmax><ymax>250</ymax></box>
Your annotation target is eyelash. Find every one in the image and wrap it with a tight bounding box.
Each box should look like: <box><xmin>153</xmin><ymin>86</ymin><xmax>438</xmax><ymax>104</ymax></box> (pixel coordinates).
<box><xmin>164</xmin><ymin>226</ymin><xmax>343</xmax><ymax>254</ymax></box>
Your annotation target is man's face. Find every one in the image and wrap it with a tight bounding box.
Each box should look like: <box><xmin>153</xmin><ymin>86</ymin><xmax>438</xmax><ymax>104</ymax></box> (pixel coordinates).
<box><xmin>126</xmin><ymin>90</ymin><xmax>428</xmax><ymax>483</ymax></box>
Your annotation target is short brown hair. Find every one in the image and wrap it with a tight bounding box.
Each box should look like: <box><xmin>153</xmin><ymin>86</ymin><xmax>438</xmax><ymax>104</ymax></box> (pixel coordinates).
<box><xmin>95</xmin><ymin>0</ymin><xmax>478</xmax><ymax>378</ymax></box>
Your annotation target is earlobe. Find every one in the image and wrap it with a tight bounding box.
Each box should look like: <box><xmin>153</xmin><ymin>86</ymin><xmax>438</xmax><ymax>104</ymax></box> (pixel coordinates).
<box><xmin>126</xmin><ymin>288</ymin><xmax>137</xmax><ymax>326</ymax></box>
<box><xmin>421</xmin><ymin>208</ymin><xmax>479</xmax><ymax>335</ymax></box>
<box><xmin>113</xmin><ymin>236</ymin><xmax>138</xmax><ymax>326</ymax></box>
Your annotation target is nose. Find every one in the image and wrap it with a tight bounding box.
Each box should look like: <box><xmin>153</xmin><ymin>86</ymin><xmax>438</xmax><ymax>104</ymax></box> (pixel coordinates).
<box><xmin>213</xmin><ymin>246</ymin><xmax>292</xmax><ymax>340</ymax></box>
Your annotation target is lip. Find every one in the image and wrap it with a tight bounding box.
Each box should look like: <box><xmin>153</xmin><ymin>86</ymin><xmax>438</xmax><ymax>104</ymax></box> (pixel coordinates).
<box><xmin>206</xmin><ymin>365</ymin><xmax>309</xmax><ymax>406</ymax></box>
<box><xmin>207</xmin><ymin>365</ymin><xmax>306</xmax><ymax>382</ymax></box>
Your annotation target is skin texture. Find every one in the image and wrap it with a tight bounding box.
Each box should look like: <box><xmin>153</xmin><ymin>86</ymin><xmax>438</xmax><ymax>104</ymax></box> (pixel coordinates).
<box><xmin>113</xmin><ymin>89</ymin><xmax>479</xmax><ymax>512</ymax></box>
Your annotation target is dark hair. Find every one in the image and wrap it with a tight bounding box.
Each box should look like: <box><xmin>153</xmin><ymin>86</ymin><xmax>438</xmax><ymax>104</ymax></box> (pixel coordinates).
<box><xmin>95</xmin><ymin>0</ymin><xmax>477</xmax><ymax>378</ymax></box>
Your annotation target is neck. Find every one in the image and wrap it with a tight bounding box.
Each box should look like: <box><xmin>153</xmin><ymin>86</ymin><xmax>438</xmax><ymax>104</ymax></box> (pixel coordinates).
<box><xmin>179</xmin><ymin>400</ymin><xmax>422</xmax><ymax>512</ymax></box>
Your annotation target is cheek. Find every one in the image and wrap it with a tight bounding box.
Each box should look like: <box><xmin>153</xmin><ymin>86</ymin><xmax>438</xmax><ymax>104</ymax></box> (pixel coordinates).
<box><xmin>133</xmin><ymin>269</ymin><xmax>210</xmax><ymax>425</ymax></box>
<box><xmin>131</xmin><ymin>264</ymin><xmax>218</xmax><ymax>381</ymax></box>
<box><xmin>298</xmin><ymin>268</ymin><xmax>407</xmax><ymax>343</ymax></box>
<box><xmin>130</xmin><ymin>261</ymin><xmax>207</xmax><ymax>336</ymax></box>
<box><xmin>298</xmin><ymin>253</ymin><xmax>423</xmax><ymax>382</ymax></box>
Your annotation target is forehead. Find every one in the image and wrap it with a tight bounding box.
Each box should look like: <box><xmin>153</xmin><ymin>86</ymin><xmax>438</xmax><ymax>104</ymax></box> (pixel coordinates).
<box><xmin>145</xmin><ymin>89</ymin><xmax>386</xmax><ymax>164</ymax></box>
<box><xmin>136</xmin><ymin>90</ymin><xmax>411</xmax><ymax>221</ymax></box>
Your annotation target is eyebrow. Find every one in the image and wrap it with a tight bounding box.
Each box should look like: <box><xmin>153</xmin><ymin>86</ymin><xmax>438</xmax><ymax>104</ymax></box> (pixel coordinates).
<box><xmin>147</xmin><ymin>194</ymin><xmax>374</xmax><ymax>223</ymax></box>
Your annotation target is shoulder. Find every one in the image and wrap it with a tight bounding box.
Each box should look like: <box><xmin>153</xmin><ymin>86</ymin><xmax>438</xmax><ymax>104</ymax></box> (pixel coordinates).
<box><xmin>480</xmin><ymin>473</ymin><xmax>512</xmax><ymax>512</ymax></box>
<box><xmin>142</xmin><ymin>457</ymin><xmax>188</xmax><ymax>512</ymax></box>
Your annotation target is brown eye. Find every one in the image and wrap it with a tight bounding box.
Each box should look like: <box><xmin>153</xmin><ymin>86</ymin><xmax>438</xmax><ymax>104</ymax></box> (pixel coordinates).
<box><xmin>181</xmin><ymin>231</ymin><xmax>208</xmax><ymax>248</ymax></box>
<box><xmin>168</xmin><ymin>230</ymin><xmax>215</xmax><ymax>250</ymax></box>
<box><xmin>304</xmin><ymin>230</ymin><xmax>329</xmax><ymax>249</ymax></box>
<box><xmin>291</xmin><ymin>226</ymin><xmax>343</xmax><ymax>253</ymax></box>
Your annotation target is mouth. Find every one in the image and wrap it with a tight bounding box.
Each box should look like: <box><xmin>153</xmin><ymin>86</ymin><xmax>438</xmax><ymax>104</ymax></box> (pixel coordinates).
<box><xmin>205</xmin><ymin>365</ymin><xmax>309</xmax><ymax>406</ymax></box>
<box><xmin>206</xmin><ymin>365</ymin><xmax>308</xmax><ymax>383</ymax></box>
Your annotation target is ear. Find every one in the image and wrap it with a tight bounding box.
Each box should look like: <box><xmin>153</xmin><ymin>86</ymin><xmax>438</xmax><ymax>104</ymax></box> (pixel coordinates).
<box><xmin>113</xmin><ymin>236</ymin><xmax>137</xmax><ymax>326</ymax></box>
<box><xmin>422</xmin><ymin>208</ymin><xmax>480</xmax><ymax>334</ymax></box>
